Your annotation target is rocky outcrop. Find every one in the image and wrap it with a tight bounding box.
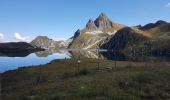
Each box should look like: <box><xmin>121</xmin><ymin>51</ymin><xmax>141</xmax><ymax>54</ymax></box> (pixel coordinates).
<box><xmin>85</xmin><ymin>19</ymin><xmax>98</xmax><ymax>31</ymax></box>
<box><xmin>73</xmin><ymin>29</ymin><xmax>81</xmax><ymax>38</ymax></box>
<box><xmin>94</xmin><ymin>13</ymin><xmax>114</xmax><ymax>31</ymax></box>
<box><xmin>31</xmin><ymin>36</ymin><xmax>71</xmax><ymax>49</ymax></box>
<box><xmin>31</xmin><ymin>36</ymin><xmax>54</xmax><ymax>48</ymax></box>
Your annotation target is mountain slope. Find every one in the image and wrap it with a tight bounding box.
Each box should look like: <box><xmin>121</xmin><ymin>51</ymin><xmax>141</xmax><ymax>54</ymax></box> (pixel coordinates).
<box><xmin>101</xmin><ymin>27</ymin><xmax>149</xmax><ymax>51</ymax></box>
<box><xmin>69</xmin><ymin>13</ymin><xmax>124</xmax><ymax>49</ymax></box>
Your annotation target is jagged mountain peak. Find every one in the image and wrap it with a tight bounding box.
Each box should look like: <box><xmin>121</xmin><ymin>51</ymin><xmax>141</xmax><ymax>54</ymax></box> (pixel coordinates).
<box><xmin>69</xmin><ymin>13</ymin><xmax>125</xmax><ymax>49</ymax></box>
<box><xmin>73</xmin><ymin>29</ymin><xmax>81</xmax><ymax>38</ymax></box>
<box><xmin>97</xmin><ymin>13</ymin><xmax>108</xmax><ymax>20</ymax></box>
<box><xmin>87</xmin><ymin>18</ymin><xmax>94</xmax><ymax>23</ymax></box>
<box><xmin>85</xmin><ymin>18</ymin><xmax>98</xmax><ymax>31</ymax></box>
<box><xmin>94</xmin><ymin>13</ymin><xmax>114</xmax><ymax>31</ymax></box>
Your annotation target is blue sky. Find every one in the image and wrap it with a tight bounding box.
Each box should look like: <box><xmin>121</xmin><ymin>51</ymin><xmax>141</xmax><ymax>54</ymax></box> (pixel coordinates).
<box><xmin>0</xmin><ymin>0</ymin><xmax>170</xmax><ymax>42</ymax></box>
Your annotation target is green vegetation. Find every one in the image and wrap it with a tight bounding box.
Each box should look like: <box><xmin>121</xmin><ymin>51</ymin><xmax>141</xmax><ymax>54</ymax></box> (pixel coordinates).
<box><xmin>79</xmin><ymin>68</ymin><xmax>89</xmax><ymax>75</ymax></box>
<box><xmin>1</xmin><ymin>58</ymin><xmax>170</xmax><ymax>100</ymax></box>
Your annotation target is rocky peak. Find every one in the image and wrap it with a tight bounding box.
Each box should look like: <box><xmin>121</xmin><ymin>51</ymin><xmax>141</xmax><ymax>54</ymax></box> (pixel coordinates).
<box><xmin>30</xmin><ymin>36</ymin><xmax>54</xmax><ymax>48</ymax></box>
<box><xmin>94</xmin><ymin>13</ymin><xmax>114</xmax><ymax>31</ymax></box>
<box><xmin>73</xmin><ymin>29</ymin><xmax>81</xmax><ymax>38</ymax></box>
<box><xmin>97</xmin><ymin>13</ymin><xmax>108</xmax><ymax>20</ymax></box>
<box><xmin>85</xmin><ymin>19</ymin><xmax>98</xmax><ymax>31</ymax></box>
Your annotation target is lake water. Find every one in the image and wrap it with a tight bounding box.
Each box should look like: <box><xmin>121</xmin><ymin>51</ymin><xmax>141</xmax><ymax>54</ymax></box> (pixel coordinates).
<box><xmin>0</xmin><ymin>50</ymin><xmax>71</xmax><ymax>73</ymax></box>
<box><xmin>0</xmin><ymin>49</ymin><xmax>170</xmax><ymax>73</ymax></box>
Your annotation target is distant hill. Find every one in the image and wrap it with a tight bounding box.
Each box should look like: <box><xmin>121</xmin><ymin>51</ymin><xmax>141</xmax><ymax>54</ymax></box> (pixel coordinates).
<box><xmin>30</xmin><ymin>36</ymin><xmax>72</xmax><ymax>49</ymax></box>
<box><xmin>0</xmin><ymin>42</ymin><xmax>43</xmax><ymax>54</ymax></box>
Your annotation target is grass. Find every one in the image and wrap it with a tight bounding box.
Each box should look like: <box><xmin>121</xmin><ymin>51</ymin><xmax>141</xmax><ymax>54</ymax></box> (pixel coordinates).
<box><xmin>79</xmin><ymin>68</ymin><xmax>89</xmax><ymax>75</ymax></box>
<box><xmin>1</xmin><ymin>58</ymin><xmax>170</xmax><ymax>100</ymax></box>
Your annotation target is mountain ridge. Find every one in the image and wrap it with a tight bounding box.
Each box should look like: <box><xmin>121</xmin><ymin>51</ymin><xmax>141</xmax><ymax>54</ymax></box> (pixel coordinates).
<box><xmin>69</xmin><ymin>13</ymin><xmax>125</xmax><ymax>49</ymax></box>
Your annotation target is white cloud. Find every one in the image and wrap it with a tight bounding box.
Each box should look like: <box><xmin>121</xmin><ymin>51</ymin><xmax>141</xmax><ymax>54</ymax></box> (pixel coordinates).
<box><xmin>14</xmin><ymin>33</ymin><xmax>33</xmax><ymax>42</ymax></box>
<box><xmin>165</xmin><ymin>2</ymin><xmax>170</xmax><ymax>7</ymax></box>
<box><xmin>0</xmin><ymin>33</ymin><xmax>4</xmax><ymax>42</ymax></box>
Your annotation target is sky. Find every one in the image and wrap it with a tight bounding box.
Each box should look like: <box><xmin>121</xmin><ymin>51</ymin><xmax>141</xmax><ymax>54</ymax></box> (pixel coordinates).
<box><xmin>0</xmin><ymin>0</ymin><xmax>170</xmax><ymax>42</ymax></box>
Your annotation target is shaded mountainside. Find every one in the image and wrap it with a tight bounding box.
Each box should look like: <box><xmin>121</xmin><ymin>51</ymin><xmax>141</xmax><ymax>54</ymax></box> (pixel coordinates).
<box><xmin>101</xmin><ymin>27</ymin><xmax>149</xmax><ymax>51</ymax></box>
<box><xmin>0</xmin><ymin>42</ymin><xmax>43</xmax><ymax>56</ymax></box>
<box><xmin>101</xmin><ymin>20</ymin><xmax>170</xmax><ymax>56</ymax></box>
<box><xmin>0</xmin><ymin>42</ymin><xmax>34</xmax><ymax>49</ymax></box>
<box><xmin>69</xmin><ymin>13</ymin><xmax>124</xmax><ymax>49</ymax></box>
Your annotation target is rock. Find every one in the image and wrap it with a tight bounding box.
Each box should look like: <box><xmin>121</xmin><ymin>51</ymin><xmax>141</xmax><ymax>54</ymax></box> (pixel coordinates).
<box><xmin>31</xmin><ymin>36</ymin><xmax>71</xmax><ymax>49</ymax></box>
<box><xmin>85</xmin><ymin>19</ymin><xmax>98</xmax><ymax>31</ymax></box>
<box><xmin>94</xmin><ymin>13</ymin><xmax>114</xmax><ymax>31</ymax></box>
<box><xmin>73</xmin><ymin>29</ymin><xmax>81</xmax><ymax>38</ymax></box>
<box><xmin>31</xmin><ymin>36</ymin><xmax>54</xmax><ymax>49</ymax></box>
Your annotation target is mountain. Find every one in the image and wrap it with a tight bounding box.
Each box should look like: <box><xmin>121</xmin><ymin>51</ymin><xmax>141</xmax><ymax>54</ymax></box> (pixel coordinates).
<box><xmin>0</xmin><ymin>42</ymin><xmax>43</xmax><ymax>54</ymax></box>
<box><xmin>69</xmin><ymin>13</ymin><xmax>124</xmax><ymax>49</ymax></box>
<box><xmin>101</xmin><ymin>27</ymin><xmax>149</xmax><ymax>51</ymax></box>
<box><xmin>30</xmin><ymin>14</ymin><xmax>170</xmax><ymax>57</ymax></box>
<box><xmin>101</xmin><ymin>20</ymin><xmax>170</xmax><ymax>56</ymax></box>
<box><xmin>140</xmin><ymin>20</ymin><xmax>168</xmax><ymax>30</ymax></box>
<box><xmin>85</xmin><ymin>19</ymin><xmax>98</xmax><ymax>31</ymax></box>
<box><xmin>94</xmin><ymin>13</ymin><xmax>123</xmax><ymax>31</ymax></box>
<box><xmin>31</xmin><ymin>36</ymin><xmax>71</xmax><ymax>49</ymax></box>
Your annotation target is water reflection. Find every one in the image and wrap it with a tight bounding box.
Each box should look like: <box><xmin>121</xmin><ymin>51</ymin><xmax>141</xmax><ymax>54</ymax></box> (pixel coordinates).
<box><xmin>35</xmin><ymin>49</ymin><xmax>71</xmax><ymax>57</ymax></box>
<box><xmin>0</xmin><ymin>49</ymin><xmax>170</xmax><ymax>73</ymax></box>
<box><xmin>0</xmin><ymin>51</ymin><xmax>31</xmax><ymax>57</ymax></box>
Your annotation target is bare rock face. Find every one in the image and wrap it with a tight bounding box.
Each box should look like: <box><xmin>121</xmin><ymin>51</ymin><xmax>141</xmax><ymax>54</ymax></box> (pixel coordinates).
<box><xmin>94</xmin><ymin>13</ymin><xmax>114</xmax><ymax>31</ymax></box>
<box><xmin>85</xmin><ymin>19</ymin><xmax>98</xmax><ymax>31</ymax></box>
<box><xmin>31</xmin><ymin>36</ymin><xmax>71</xmax><ymax>49</ymax></box>
<box><xmin>31</xmin><ymin>36</ymin><xmax>54</xmax><ymax>48</ymax></box>
<box><xmin>73</xmin><ymin>29</ymin><xmax>81</xmax><ymax>38</ymax></box>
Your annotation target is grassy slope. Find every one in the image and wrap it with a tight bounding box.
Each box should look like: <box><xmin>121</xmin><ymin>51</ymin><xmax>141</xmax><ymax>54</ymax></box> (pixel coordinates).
<box><xmin>2</xmin><ymin>58</ymin><xmax>170</xmax><ymax>100</ymax></box>
<box><xmin>122</xmin><ymin>24</ymin><xmax>170</xmax><ymax>55</ymax></box>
